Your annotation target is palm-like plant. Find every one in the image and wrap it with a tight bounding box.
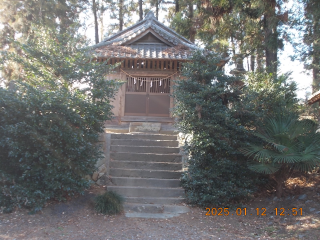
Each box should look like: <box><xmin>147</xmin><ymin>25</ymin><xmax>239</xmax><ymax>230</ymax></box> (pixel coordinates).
<box><xmin>240</xmin><ymin>114</ymin><xmax>320</xmax><ymax>197</ymax></box>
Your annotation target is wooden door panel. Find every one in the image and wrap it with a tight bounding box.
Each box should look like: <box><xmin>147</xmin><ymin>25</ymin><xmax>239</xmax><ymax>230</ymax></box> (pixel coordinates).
<box><xmin>124</xmin><ymin>76</ymin><xmax>170</xmax><ymax>117</ymax></box>
<box><xmin>124</xmin><ymin>94</ymin><xmax>147</xmax><ymax>116</ymax></box>
<box><xmin>148</xmin><ymin>95</ymin><xmax>170</xmax><ymax>116</ymax></box>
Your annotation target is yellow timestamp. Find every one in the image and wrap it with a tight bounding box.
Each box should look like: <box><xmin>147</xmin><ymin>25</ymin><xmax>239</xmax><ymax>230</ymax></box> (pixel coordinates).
<box><xmin>274</xmin><ymin>208</ymin><xmax>303</xmax><ymax>216</ymax></box>
<box><xmin>205</xmin><ymin>208</ymin><xmax>303</xmax><ymax>216</ymax></box>
<box><xmin>205</xmin><ymin>208</ymin><xmax>248</xmax><ymax>216</ymax></box>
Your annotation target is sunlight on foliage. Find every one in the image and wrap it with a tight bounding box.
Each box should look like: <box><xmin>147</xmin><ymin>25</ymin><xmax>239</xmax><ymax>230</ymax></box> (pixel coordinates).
<box><xmin>0</xmin><ymin>26</ymin><xmax>121</xmax><ymax>213</ymax></box>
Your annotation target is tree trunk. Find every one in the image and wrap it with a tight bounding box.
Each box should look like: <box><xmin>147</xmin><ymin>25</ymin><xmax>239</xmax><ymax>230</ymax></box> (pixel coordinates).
<box><xmin>58</xmin><ymin>0</ymin><xmax>70</xmax><ymax>35</ymax></box>
<box><xmin>92</xmin><ymin>0</ymin><xmax>99</xmax><ymax>44</ymax></box>
<box><xmin>250</xmin><ymin>52</ymin><xmax>255</xmax><ymax>72</ymax></box>
<box><xmin>256</xmin><ymin>48</ymin><xmax>263</xmax><ymax>72</ymax></box>
<box><xmin>231</xmin><ymin>36</ymin><xmax>236</xmax><ymax>56</ymax></box>
<box><xmin>188</xmin><ymin>1</ymin><xmax>195</xmax><ymax>43</ymax></box>
<box><xmin>156</xmin><ymin>0</ymin><xmax>159</xmax><ymax>20</ymax></box>
<box><xmin>273</xmin><ymin>165</ymin><xmax>290</xmax><ymax>198</ymax></box>
<box><xmin>99</xmin><ymin>3</ymin><xmax>104</xmax><ymax>42</ymax></box>
<box><xmin>312</xmin><ymin>15</ymin><xmax>320</xmax><ymax>93</ymax></box>
<box><xmin>175</xmin><ymin>0</ymin><xmax>179</xmax><ymax>13</ymax></box>
<box><xmin>313</xmin><ymin>56</ymin><xmax>320</xmax><ymax>93</ymax></box>
<box><xmin>264</xmin><ymin>0</ymin><xmax>278</xmax><ymax>76</ymax></box>
<box><xmin>139</xmin><ymin>0</ymin><xmax>143</xmax><ymax>20</ymax></box>
<box><xmin>119</xmin><ymin>0</ymin><xmax>124</xmax><ymax>31</ymax></box>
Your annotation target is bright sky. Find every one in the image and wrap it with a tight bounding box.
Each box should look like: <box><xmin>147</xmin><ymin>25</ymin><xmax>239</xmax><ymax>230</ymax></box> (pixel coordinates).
<box><xmin>279</xmin><ymin>44</ymin><xmax>312</xmax><ymax>100</ymax></box>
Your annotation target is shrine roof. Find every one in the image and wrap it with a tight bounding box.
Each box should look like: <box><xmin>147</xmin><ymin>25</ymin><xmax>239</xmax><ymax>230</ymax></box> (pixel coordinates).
<box><xmin>91</xmin><ymin>11</ymin><xmax>199</xmax><ymax>60</ymax></box>
<box><xmin>308</xmin><ymin>90</ymin><xmax>320</xmax><ymax>105</ymax></box>
<box><xmin>94</xmin><ymin>43</ymin><xmax>193</xmax><ymax>60</ymax></box>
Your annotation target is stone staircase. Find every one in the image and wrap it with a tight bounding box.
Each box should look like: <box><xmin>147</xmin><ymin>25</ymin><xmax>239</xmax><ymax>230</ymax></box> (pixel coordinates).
<box><xmin>107</xmin><ymin>132</ymin><xmax>188</xmax><ymax>218</ymax></box>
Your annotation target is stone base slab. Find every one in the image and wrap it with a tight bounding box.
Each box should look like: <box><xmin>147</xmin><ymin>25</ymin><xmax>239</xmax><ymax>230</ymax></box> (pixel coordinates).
<box><xmin>129</xmin><ymin>122</ymin><xmax>161</xmax><ymax>133</ymax></box>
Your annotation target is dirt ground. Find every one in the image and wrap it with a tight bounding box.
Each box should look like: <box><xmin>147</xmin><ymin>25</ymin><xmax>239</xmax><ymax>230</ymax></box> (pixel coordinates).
<box><xmin>0</xmin><ymin>174</ymin><xmax>319</xmax><ymax>240</ymax></box>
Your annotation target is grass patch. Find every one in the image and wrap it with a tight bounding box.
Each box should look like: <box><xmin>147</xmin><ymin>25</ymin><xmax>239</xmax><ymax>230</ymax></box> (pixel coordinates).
<box><xmin>94</xmin><ymin>191</ymin><xmax>124</xmax><ymax>215</ymax></box>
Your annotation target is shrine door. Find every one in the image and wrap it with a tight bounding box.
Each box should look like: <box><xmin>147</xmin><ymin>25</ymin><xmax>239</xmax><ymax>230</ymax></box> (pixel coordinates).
<box><xmin>124</xmin><ymin>76</ymin><xmax>171</xmax><ymax>117</ymax></box>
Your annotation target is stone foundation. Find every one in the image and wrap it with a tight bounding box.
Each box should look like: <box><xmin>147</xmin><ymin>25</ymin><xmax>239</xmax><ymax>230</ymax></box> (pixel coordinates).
<box><xmin>90</xmin><ymin>132</ymin><xmax>111</xmax><ymax>186</ymax></box>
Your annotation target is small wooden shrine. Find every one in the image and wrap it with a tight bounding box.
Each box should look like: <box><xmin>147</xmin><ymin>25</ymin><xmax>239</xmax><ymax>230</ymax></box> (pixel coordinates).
<box><xmin>91</xmin><ymin>11</ymin><xmax>199</xmax><ymax>123</ymax></box>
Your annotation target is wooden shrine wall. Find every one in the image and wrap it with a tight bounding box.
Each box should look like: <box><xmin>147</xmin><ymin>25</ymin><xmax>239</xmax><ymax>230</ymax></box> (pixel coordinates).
<box><xmin>101</xmin><ymin>58</ymin><xmax>183</xmax><ymax>121</ymax></box>
<box><xmin>98</xmin><ymin>58</ymin><xmax>184</xmax><ymax>72</ymax></box>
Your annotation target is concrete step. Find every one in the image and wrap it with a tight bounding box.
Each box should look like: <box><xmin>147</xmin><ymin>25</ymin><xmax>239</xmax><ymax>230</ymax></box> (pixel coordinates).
<box><xmin>104</xmin><ymin>125</ymin><xmax>129</xmax><ymax>134</ymax></box>
<box><xmin>110</xmin><ymin>168</ymin><xmax>182</xmax><ymax>179</ymax></box>
<box><xmin>129</xmin><ymin>122</ymin><xmax>161</xmax><ymax>133</ymax></box>
<box><xmin>110</xmin><ymin>160</ymin><xmax>182</xmax><ymax>171</ymax></box>
<box><xmin>124</xmin><ymin>203</ymin><xmax>189</xmax><ymax>218</ymax></box>
<box><xmin>111</xmin><ymin>139</ymin><xmax>178</xmax><ymax>147</ymax></box>
<box><xmin>111</xmin><ymin>133</ymin><xmax>177</xmax><ymax>141</ymax></box>
<box><xmin>110</xmin><ymin>177</ymin><xmax>181</xmax><ymax>188</ymax></box>
<box><xmin>125</xmin><ymin>197</ymin><xmax>185</xmax><ymax>204</ymax></box>
<box><xmin>110</xmin><ymin>153</ymin><xmax>182</xmax><ymax>162</ymax></box>
<box><xmin>110</xmin><ymin>145</ymin><xmax>180</xmax><ymax>154</ymax></box>
<box><xmin>121</xmin><ymin>116</ymin><xmax>174</xmax><ymax>123</ymax></box>
<box><xmin>125</xmin><ymin>212</ymin><xmax>184</xmax><ymax>218</ymax></box>
<box><xmin>107</xmin><ymin>186</ymin><xmax>185</xmax><ymax>198</ymax></box>
<box><xmin>106</xmin><ymin>130</ymin><xmax>185</xmax><ymax>217</ymax></box>
<box><xmin>124</xmin><ymin>203</ymin><xmax>165</xmax><ymax>213</ymax></box>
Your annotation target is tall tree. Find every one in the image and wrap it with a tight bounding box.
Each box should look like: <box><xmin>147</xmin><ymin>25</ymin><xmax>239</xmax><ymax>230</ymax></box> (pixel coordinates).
<box><xmin>92</xmin><ymin>0</ymin><xmax>100</xmax><ymax>43</ymax></box>
<box><xmin>0</xmin><ymin>0</ymin><xmax>87</xmax><ymax>80</ymax></box>
<box><xmin>187</xmin><ymin>0</ymin><xmax>196</xmax><ymax>43</ymax></box>
<box><xmin>0</xmin><ymin>0</ymin><xmax>86</xmax><ymax>45</ymax></box>
<box><xmin>119</xmin><ymin>0</ymin><xmax>124</xmax><ymax>31</ymax></box>
<box><xmin>175</xmin><ymin>0</ymin><xmax>179</xmax><ymax>13</ymax></box>
<box><xmin>168</xmin><ymin>0</ymin><xmax>199</xmax><ymax>43</ymax></box>
<box><xmin>149</xmin><ymin>0</ymin><xmax>173</xmax><ymax>20</ymax></box>
<box><xmin>89</xmin><ymin>0</ymin><xmax>109</xmax><ymax>43</ymax></box>
<box><xmin>299</xmin><ymin>0</ymin><xmax>320</xmax><ymax>92</ymax></box>
<box><xmin>107</xmin><ymin>0</ymin><xmax>134</xmax><ymax>34</ymax></box>
<box><xmin>139</xmin><ymin>0</ymin><xmax>143</xmax><ymax>20</ymax></box>
<box><xmin>149</xmin><ymin>0</ymin><xmax>160</xmax><ymax>20</ymax></box>
<box><xmin>263</xmin><ymin>0</ymin><xmax>279</xmax><ymax>74</ymax></box>
<box><xmin>194</xmin><ymin>0</ymin><xmax>287</xmax><ymax>75</ymax></box>
<box><xmin>99</xmin><ymin>1</ymin><xmax>106</xmax><ymax>41</ymax></box>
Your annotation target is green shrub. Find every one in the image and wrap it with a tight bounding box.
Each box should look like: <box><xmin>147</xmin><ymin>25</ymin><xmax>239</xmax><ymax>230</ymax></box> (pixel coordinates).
<box><xmin>94</xmin><ymin>191</ymin><xmax>124</xmax><ymax>215</ymax></box>
<box><xmin>173</xmin><ymin>51</ymin><xmax>300</xmax><ymax>206</ymax></box>
<box><xmin>0</xmin><ymin>26</ymin><xmax>121</xmax><ymax>213</ymax></box>
<box><xmin>173</xmin><ymin>51</ymin><xmax>264</xmax><ymax>207</ymax></box>
<box><xmin>240</xmin><ymin>115</ymin><xmax>320</xmax><ymax>197</ymax></box>
<box><xmin>181</xmin><ymin>158</ymin><xmax>264</xmax><ymax>207</ymax></box>
<box><xmin>0</xmin><ymin>86</ymin><xmax>101</xmax><ymax>213</ymax></box>
<box><xmin>237</xmin><ymin>72</ymin><xmax>303</xmax><ymax>197</ymax></box>
<box><xmin>238</xmin><ymin>72</ymin><xmax>299</xmax><ymax>129</ymax></box>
